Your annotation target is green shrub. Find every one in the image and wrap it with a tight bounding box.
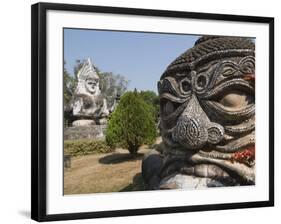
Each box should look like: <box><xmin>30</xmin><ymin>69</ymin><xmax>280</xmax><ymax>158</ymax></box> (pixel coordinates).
<box><xmin>64</xmin><ymin>139</ymin><xmax>113</xmax><ymax>156</ymax></box>
<box><xmin>106</xmin><ymin>91</ymin><xmax>157</xmax><ymax>154</ymax></box>
<box><xmin>139</xmin><ymin>90</ymin><xmax>160</xmax><ymax>122</ymax></box>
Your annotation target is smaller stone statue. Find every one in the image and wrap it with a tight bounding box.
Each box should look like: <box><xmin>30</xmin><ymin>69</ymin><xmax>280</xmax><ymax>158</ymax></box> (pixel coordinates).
<box><xmin>72</xmin><ymin>58</ymin><xmax>109</xmax><ymax>126</ymax></box>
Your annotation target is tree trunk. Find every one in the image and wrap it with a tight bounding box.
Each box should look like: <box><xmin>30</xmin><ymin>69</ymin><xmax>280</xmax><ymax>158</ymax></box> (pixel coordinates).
<box><xmin>128</xmin><ymin>143</ymin><xmax>139</xmax><ymax>156</ymax></box>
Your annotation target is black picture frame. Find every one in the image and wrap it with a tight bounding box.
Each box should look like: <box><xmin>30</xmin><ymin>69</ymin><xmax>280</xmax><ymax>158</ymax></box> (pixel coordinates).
<box><xmin>31</xmin><ymin>2</ymin><xmax>274</xmax><ymax>222</ymax></box>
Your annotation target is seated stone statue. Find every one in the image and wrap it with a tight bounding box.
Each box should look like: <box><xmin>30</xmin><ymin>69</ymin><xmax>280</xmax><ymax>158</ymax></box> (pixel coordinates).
<box><xmin>142</xmin><ymin>36</ymin><xmax>255</xmax><ymax>190</ymax></box>
<box><xmin>72</xmin><ymin>58</ymin><xmax>109</xmax><ymax>126</ymax></box>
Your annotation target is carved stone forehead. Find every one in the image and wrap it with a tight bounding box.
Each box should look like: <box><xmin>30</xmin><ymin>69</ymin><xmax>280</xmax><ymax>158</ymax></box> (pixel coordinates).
<box><xmin>77</xmin><ymin>58</ymin><xmax>100</xmax><ymax>82</ymax></box>
<box><xmin>161</xmin><ymin>36</ymin><xmax>255</xmax><ymax>80</ymax></box>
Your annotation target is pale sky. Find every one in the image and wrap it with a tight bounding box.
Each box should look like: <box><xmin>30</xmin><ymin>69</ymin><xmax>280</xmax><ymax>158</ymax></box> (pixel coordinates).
<box><xmin>64</xmin><ymin>28</ymin><xmax>200</xmax><ymax>93</ymax></box>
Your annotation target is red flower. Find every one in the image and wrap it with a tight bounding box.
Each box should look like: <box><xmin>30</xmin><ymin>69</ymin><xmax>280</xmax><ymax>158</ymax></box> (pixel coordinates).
<box><xmin>243</xmin><ymin>74</ymin><xmax>255</xmax><ymax>83</ymax></box>
<box><xmin>231</xmin><ymin>146</ymin><xmax>255</xmax><ymax>166</ymax></box>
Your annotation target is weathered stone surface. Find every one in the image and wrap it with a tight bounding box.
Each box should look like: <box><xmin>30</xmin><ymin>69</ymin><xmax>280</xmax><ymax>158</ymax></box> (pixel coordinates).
<box><xmin>142</xmin><ymin>150</ymin><xmax>163</xmax><ymax>190</ymax></box>
<box><xmin>98</xmin><ymin>118</ymin><xmax>108</xmax><ymax>125</ymax></box>
<box><xmin>72</xmin><ymin>119</ymin><xmax>95</xmax><ymax>127</ymax></box>
<box><xmin>159</xmin><ymin>174</ymin><xmax>225</xmax><ymax>189</ymax></box>
<box><xmin>64</xmin><ymin>125</ymin><xmax>107</xmax><ymax>140</ymax></box>
<box><xmin>142</xmin><ymin>36</ymin><xmax>256</xmax><ymax>190</ymax></box>
<box><xmin>72</xmin><ymin>58</ymin><xmax>109</xmax><ymax>125</ymax></box>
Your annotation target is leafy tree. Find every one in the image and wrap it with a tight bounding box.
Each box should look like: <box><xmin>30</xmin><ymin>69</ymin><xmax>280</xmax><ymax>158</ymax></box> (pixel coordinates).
<box><xmin>139</xmin><ymin>90</ymin><xmax>160</xmax><ymax>122</ymax></box>
<box><xmin>63</xmin><ymin>61</ymin><xmax>76</xmax><ymax>106</ymax></box>
<box><xmin>99</xmin><ymin>72</ymin><xmax>129</xmax><ymax>107</ymax></box>
<box><xmin>63</xmin><ymin>61</ymin><xmax>76</xmax><ymax>126</ymax></box>
<box><xmin>106</xmin><ymin>91</ymin><xmax>157</xmax><ymax>154</ymax></box>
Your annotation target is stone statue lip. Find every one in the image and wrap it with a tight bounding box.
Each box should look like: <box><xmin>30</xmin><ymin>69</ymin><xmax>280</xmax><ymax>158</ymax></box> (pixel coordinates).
<box><xmin>161</xmin><ymin>144</ymin><xmax>255</xmax><ymax>185</ymax></box>
<box><xmin>164</xmin><ymin>139</ymin><xmax>255</xmax><ymax>154</ymax></box>
<box><xmin>165</xmin><ymin>144</ymin><xmax>255</xmax><ymax>165</ymax></box>
<box><xmin>196</xmin><ymin>145</ymin><xmax>255</xmax><ymax>166</ymax></box>
<box><xmin>190</xmin><ymin>150</ymin><xmax>255</xmax><ymax>183</ymax></box>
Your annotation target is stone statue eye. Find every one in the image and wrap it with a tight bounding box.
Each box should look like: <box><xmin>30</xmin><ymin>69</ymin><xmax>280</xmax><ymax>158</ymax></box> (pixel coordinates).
<box><xmin>197</xmin><ymin>75</ymin><xmax>207</xmax><ymax>87</ymax></box>
<box><xmin>193</xmin><ymin>74</ymin><xmax>209</xmax><ymax>91</ymax></box>
<box><xmin>88</xmin><ymin>81</ymin><xmax>96</xmax><ymax>86</ymax></box>
<box><xmin>182</xmin><ymin>81</ymin><xmax>191</xmax><ymax>92</ymax></box>
<box><xmin>161</xmin><ymin>99</ymin><xmax>180</xmax><ymax>116</ymax></box>
<box><xmin>241</xmin><ymin>62</ymin><xmax>255</xmax><ymax>74</ymax></box>
<box><xmin>218</xmin><ymin>91</ymin><xmax>254</xmax><ymax>109</ymax></box>
<box><xmin>180</xmin><ymin>79</ymin><xmax>191</xmax><ymax>93</ymax></box>
<box><xmin>221</xmin><ymin>66</ymin><xmax>237</xmax><ymax>76</ymax></box>
<box><xmin>164</xmin><ymin>101</ymin><xmax>175</xmax><ymax>115</ymax></box>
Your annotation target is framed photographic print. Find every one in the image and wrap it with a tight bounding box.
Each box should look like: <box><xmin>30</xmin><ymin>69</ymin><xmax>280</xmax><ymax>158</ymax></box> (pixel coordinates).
<box><xmin>31</xmin><ymin>2</ymin><xmax>274</xmax><ymax>222</ymax></box>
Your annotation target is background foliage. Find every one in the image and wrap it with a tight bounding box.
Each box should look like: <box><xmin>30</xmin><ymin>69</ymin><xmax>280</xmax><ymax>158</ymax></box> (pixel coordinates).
<box><xmin>64</xmin><ymin>139</ymin><xmax>113</xmax><ymax>156</ymax></box>
<box><xmin>63</xmin><ymin>61</ymin><xmax>76</xmax><ymax>106</ymax></box>
<box><xmin>106</xmin><ymin>91</ymin><xmax>157</xmax><ymax>154</ymax></box>
<box><xmin>138</xmin><ymin>90</ymin><xmax>160</xmax><ymax>122</ymax></box>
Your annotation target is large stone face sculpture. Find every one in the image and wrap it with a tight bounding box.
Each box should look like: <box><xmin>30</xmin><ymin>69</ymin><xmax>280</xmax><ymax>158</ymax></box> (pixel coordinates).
<box><xmin>142</xmin><ymin>36</ymin><xmax>255</xmax><ymax>189</ymax></box>
<box><xmin>72</xmin><ymin>58</ymin><xmax>109</xmax><ymax>126</ymax></box>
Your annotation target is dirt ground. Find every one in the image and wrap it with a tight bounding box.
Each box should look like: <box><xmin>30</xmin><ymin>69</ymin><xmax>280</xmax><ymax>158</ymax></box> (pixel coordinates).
<box><xmin>64</xmin><ymin>147</ymin><xmax>151</xmax><ymax>195</ymax></box>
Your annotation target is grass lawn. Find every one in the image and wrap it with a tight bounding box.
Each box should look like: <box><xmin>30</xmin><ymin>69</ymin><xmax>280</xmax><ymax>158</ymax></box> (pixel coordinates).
<box><xmin>64</xmin><ymin>147</ymin><xmax>150</xmax><ymax>195</ymax></box>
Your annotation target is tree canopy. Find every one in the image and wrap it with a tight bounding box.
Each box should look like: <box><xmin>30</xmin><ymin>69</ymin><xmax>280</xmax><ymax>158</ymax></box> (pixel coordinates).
<box><xmin>63</xmin><ymin>61</ymin><xmax>76</xmax><ymax>107</ymax></box>
<box><xmin>138</xmin><ymin>90</ymin><xmax>160</xmax><ymax>122</ymax></box>
<box><xmin>106</xmin><ymin>91</ymin><xmax>157</xmax><ymax>154</ymax></box>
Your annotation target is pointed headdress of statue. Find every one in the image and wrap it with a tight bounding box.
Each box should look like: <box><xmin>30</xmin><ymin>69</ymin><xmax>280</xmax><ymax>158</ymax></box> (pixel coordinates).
<box><xmin>75</xmin><ymin>58</ymin><xmax>101</xmax><ymax>96</ymax></box>
<box><xmin>77</xmin><ymin>58</ymin><xmax>100</xmax><ymax>82</ymax></box>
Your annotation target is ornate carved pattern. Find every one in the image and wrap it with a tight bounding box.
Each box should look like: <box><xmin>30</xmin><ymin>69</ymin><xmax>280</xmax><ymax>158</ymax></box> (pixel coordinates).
<box><xmin>143</xmin><ymin>36</ymin><xmax>256</xmax><ymax>189</ymax></box>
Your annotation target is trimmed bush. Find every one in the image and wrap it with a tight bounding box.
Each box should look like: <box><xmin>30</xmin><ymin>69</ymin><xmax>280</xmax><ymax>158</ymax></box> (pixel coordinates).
<box><xmin>106</xmin><ymin>91</ymin><xmax>157</xmax><ymax>154</ymax></box>
<box><xmin>64</xmin><ymin>139</ymin><xmax>113</xmax><ymax>156</ymax></box>
<box><xmin>139</xmin><ymin>90</ymin><xmax>160</xmax><ymax>122</ymax></box>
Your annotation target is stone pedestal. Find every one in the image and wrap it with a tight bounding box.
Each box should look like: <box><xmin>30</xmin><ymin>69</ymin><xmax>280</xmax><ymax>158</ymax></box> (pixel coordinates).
<box><xmin>64</xmin><ymin>125</ymin><xmax>107</xmax><ymax>140</ymax></box>
<box><xmin>72</xmin><ymin>119</ymin><xmax>95</xmax><ymax>127</ymax></box>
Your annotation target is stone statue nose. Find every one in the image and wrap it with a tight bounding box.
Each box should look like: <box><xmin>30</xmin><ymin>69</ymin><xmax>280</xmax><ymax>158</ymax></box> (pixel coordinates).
<box><xmin>172</xmin><ymin>95</ymin><xmax>224</xmax><ymax>150</ymax></box>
